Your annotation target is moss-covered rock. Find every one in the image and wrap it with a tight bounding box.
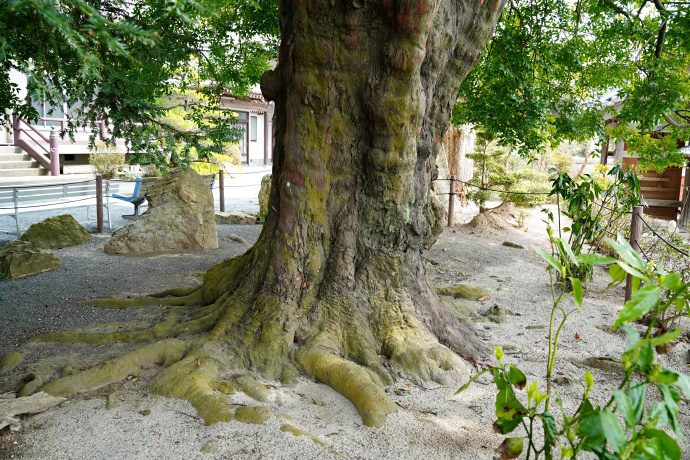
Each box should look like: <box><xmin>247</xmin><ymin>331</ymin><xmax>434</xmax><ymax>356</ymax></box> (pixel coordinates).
<box><xmin>0</xmin><ymin>352</ymin><xmax>23</xmax><ymax>373</ymax></box>
<box><xmin>482</xmin><ymin>305</ymin><xmax>520</xmax><ymax>324</ymax></box>
<box><xmin>0</xmin><ymin>240</ymin><xmax>61</xmax><ymax>279</ymax></box>
<box><xmin>434</xmin><ymin>284</ymin><xmax>491</xmax><ymax>301</ymax></box>
<box><xmin>21</xmin><ymin>214</ymin><xmax>92</xmax><ymax>249</ymax></box>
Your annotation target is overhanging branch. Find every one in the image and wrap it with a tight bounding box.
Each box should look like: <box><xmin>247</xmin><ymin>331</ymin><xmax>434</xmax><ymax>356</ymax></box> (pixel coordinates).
<box><xmin>662</xmin><ymin>112</ymin><xmax>690</xmax><ymax>129</ymax></box>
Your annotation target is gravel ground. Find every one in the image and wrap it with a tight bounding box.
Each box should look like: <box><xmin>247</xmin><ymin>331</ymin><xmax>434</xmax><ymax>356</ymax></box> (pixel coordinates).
<box><xmin>0</xmin><ymin>166</ymin><xmax>270</xmax><ymax>354</ymax></box>
<box><xmin>0</xmin><ymin>203</ymin><xmax>689</xmax><ymax>459</ymax></box>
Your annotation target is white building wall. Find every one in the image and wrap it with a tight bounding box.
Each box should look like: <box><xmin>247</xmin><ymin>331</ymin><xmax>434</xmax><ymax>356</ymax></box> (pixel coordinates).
<box><xmin>0</xmin><ymin>69</ymin><xmax>27</xmax><ymax>144</ymax></box>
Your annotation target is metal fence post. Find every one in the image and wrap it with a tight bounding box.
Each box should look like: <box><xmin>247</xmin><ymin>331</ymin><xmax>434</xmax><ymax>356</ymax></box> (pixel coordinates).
<box><xmin>448</xmin><ymin>175</ymin><xmax>456</xmax><ymax>227</ymax></box>
<box><xmin>219</xmin><ymin>169</ymin><xmax>225</xmax><ymax>212</ymax></box>
<box><xmin>49</xmin><ymin>126</ymin><xmax>60</xmax><ymax>176</ymax></box>
<box><xmin>96</xmin><ymin>174</ymin><xmax>104</xmax><ymax>234</ymax></box>
<box><xmin>625</xmin><ymin>205</ymin><xmax>644</xmax><ymax>302</ymax></box>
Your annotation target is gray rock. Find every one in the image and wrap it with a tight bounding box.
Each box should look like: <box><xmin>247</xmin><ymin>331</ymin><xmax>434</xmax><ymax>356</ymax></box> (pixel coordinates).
<box><xmin>0</xmin><ymin>240</ymin><xmax>61</xmax><ymax>279</ymax></box>
<box><xmin>104</xmin><ymin>168</ymin><xmax>218</xmax><ymax>254</ymax></box>
<box><xmin>215</xmin><ymin>211</ymin><xmax>257</xmax><ymax>225</ymax></box>
<box><xmin>21</xmin><ymin>215</ymin><xmax>92</xmax><ymax>249</ymax></box>
<box><xmin>258</xmin><ymin>174</ymin><xmax>272</xmax><ymax>215</ymax></box>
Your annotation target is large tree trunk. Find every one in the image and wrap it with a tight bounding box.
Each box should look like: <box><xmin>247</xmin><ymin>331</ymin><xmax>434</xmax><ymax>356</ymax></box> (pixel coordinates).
<box><xmin>39</xmin><ymin>0</ymin><xmax>505</xmax><ymax>428</ymax></box>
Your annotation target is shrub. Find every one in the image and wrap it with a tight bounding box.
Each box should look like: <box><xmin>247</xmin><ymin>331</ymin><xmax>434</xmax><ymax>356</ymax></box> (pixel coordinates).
<box><xmin>189</xmin><ymin>152</ymin><xmax>240</xmax><ymax>175</ymax></box>
<box><xmin>89</xmin><ymin>143</ymin><xmax>126</xmax><ymax>179</ymax></box>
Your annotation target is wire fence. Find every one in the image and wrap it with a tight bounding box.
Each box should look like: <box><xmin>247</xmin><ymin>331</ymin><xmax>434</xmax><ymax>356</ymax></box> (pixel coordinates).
<box><xmin>435</xmin><ymin>177</ymin><xmax>551</xmax><ymax>196</ymax></box>
<box><xmin>636</xmin><ymin>212</ymin><xmax>689</xmax><ymax>257</ymax></box>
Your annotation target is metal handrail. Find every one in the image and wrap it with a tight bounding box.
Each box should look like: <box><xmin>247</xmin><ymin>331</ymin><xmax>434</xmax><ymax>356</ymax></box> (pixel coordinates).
<box><xmin>12</xmin><ymin>115</ymin><xmax>53</xmax><ymax>171</ymax></box>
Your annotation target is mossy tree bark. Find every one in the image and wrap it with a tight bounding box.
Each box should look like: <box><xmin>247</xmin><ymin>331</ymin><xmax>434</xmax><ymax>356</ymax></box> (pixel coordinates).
<box><xmin>39</xmin><ymin>0</ymin><xmax>505</xmax><ymax>428</ymax></box>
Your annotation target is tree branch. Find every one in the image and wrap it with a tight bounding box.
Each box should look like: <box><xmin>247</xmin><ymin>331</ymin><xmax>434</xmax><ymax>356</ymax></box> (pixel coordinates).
<box><xmin>602</xmin><ymin>0</ymin><xmax>629</xmax><ymax>17</ymax></box>
<box><xmin>662</xmin><ymin>112</ymin><xmax>690</xmax><ymax>129</ymax></box>
<box><xmin>655</xmin><ymin>20</ymin><xmax>667</xmax><ymax>58</ymax></box>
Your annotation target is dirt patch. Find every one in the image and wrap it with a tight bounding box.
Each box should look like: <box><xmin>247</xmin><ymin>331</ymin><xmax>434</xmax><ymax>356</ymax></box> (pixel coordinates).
<box><xmin>467</xmin><ymin>212</ymin><xmax>513</xmax><ymax>231</ymax></box>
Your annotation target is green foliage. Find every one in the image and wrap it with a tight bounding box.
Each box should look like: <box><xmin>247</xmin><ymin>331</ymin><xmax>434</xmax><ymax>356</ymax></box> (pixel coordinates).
<box><xmin>0</xmin><ymin>0</ymin><xmax>278</xmax><ymax>167</ymax></box>
<box><xmin>189</xmin><ymin>153</ymin><xmax>238</xmax><ymax>175</ymax></box>
<box><xmin>459</xmin><ymin>236</ymin><xmax>690</xmax><ymax>459</ymax></box>
<box><xmin>609</xmin><ymin>126</ymin><xmax>689</xmax><ymax>173</ymax></box>
<box><xmin>466</xmin><ymin>133</ymin><xmax>551</xmax><ymax>210</ymax></box>
<box><xmin>89</xmin><ymin>143</ymin><xmax>126</xmax><ymax>179</ymax></box>
<box><xmin>544</xmin><ymin>165</ymin><xmax>642</xmax><ymax>281</ymax></box>
<box><xmin>454</xmin><ymin>0</ymin><xmax>690</xmax><ymax>161</ymax></box>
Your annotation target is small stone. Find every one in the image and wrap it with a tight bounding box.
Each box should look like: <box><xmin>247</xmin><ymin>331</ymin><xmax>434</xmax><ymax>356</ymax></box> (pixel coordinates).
<box><xmin>200</xmin><ymin>439</ymin><xmax>219</xmax><ymax>454</ymax></box>
<box><xmin>434</xmin><ymin>284</ymin><xmax>491</xmax><ymax>301</ymax></box>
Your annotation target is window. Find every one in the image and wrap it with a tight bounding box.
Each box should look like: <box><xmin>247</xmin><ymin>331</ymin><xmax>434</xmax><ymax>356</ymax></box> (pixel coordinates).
<box><xmin>249</xmin><ymin>116</ymin><xmax>257</xmax><ymax>141</ymax></box>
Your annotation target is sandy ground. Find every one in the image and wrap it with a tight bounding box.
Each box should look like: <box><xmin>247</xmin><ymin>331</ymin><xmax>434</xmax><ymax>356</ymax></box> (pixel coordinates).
<box><xmin>1</xmin><ymin>205</ymin><xmax>689</xmax><ymax>459</ymax></box>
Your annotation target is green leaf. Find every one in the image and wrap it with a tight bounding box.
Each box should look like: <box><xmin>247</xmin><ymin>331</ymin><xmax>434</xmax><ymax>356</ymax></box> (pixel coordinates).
<box><xmin>533</xmin><ymin>246</ymin><xmax>565</xmax><ymax>277</ymax></box>
<box><xmin>613</xmin><ymin>389</ymin><xmax>635</xmax><ymax>428</ymax></box>
<box><xmin>600</xmin><ymin>409</ymin><xmax>626</xmax><ymax>454</ymax></box>
<box><xmin>584</xmin><ymin>371</ymin><xmax>594</xmax><ymax>391</ymax></box>
<box><xmin>493</xmin><ymin>416</ymin><xmax>523</xmax><ymax>434</ymax></box>
<box><xmin>495</xmin><ymin>385</ymin><xmax>528</xmax><ymax>420</ymax></box>
<box><xmin>606</xmin><ymin>236</ymin><xmax>647</xmax><ymax>273</ymax></box>
<box><xmin>659</xmin><ymin>385</ymin><xmax>683</xmax><ymax>441</ymax></box>
<box><xmin>613</xmin><ymin>260</ymin><xmax>652</xmax><ymax>285</ymax></box>
<box><xmin>455</xmin><ymin>368</ymin><xmax>491</xmax><ymax>395</ymax></box>
<box><xmin>578</xmin><ymin>254</ymin><xmax>617</xmax><ymax>265</ymax></box>
<box><xmin>495</xmin><ymin>346</ymin><xmax>504</xmax><ymax>363</ymax></box>
<box><xmin>661</xmin><ymin>272</ymin><xmax>682</xmax><ymax>290</ymax></box>
<box><xmin>639</xmin><ymin>428</ymin><xmax>681</xmax><ymax>460</ymax></box>
<box><xmin>495</xmin><ymin>437</ymin><xmax>524</xmax><ymax>460</ymax></box>
<box><xmin>570</xmin><ymin>277</ymin><xmax>583</xmax><ymax>308</ymax></box>
<box><xmin>540</xmin><ymin>412</ymin><xmax>558</xmax><ymax>446</ymax></box>
<box><xmin>621</xmin><ymin>324</ymin><xmax>641</xmax><ymax>351</ymax></box>
<box><xmin>648</xmin><ymin>402</ymin><xmax>669</xmax><ymax>429</ymax></box>
<box><xmin>609</xmin><ymin>264</ymin><xmax>627</xmax><ymax>283</ymax></box>
<box><xmin>556</xmin><ymin>238</ymin><xmax>579</xmax><ymax>267</ymax></box>
<box><xmin>578</xmin><ymin>410</ymin><xmax>604</xmax><ymax>439</ymax></box>
<box><xmin>507</xmin><ymin>365</ymin><xmax>527</xmax><ymax>390</ymax></box>
<box><xmin>627</xmin><ymin>383</ymin><xmax>646</xmax><ymax>426</ymax></box>
<box><xmin>672</xmin><ymin>373</ymin><xmax>690</xmax><ymax>398</ymax></box>
<box><xmin>650</xmin><ymin>328</ymin><xmax>682</xmax><ymax>346</ymax></box>
<box><xmin>613</xmin><ymin>286</ymin><xmax>660</xmax><ymax>329</ymax></box>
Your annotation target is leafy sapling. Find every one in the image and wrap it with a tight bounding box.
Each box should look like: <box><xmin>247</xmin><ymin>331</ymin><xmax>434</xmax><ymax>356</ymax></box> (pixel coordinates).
<box><xmin>458</xmin><ymin>235</ymin><xmax>690</xmax><ymax>459</ymax></box>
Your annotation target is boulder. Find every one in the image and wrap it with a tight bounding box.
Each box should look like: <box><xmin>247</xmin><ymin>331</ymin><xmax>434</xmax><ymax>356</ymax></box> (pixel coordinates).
<box><xmin>258</xmin><ymin>174</ymin><xmax>272</xmax><ymax>215</ymax></box>
<box><xmin>104</xmin><ymin>168</ymin><xmax>218</xmax><ymax>254</ymax></box>
<box><xmin>215</xmin><ymin>211</ymin><xmax>257</xmax><ymax>225</ymax></box>
<box><xmin>21</xmin><ymin>214</ymin><xmax>92</xmax><ymax>249</ymax></box>
<box><xmin>0</xmin><ymin>240</ymin><xmax>61</xmax><ymax>279</ymax></box>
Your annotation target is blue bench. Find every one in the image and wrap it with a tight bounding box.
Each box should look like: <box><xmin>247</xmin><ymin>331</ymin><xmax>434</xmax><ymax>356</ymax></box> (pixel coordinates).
<box><xmin>113</xmin><ymin>173</ymin><xmax>216</xmax><ymax>218</ymax></box>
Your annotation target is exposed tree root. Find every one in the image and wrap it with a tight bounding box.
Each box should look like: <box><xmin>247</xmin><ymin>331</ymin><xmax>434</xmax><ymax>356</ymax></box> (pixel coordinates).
<box><xmin>29</xmin><ymin>258</ymin><xmax>476</xmax><ymax>428</ymax></box>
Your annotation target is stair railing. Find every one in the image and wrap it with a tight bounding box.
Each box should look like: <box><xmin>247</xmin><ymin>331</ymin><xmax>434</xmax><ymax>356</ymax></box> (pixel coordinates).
<box><xmin>12</xmin><ymin>116</ymin><xmax>60</xmax><ymax>176</ymax></box>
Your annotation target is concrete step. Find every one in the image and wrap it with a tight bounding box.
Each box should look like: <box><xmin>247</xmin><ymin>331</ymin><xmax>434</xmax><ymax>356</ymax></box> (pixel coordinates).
<box><xmin>0</xmin><ymin>168</ymin><xmax>48</xmax><ymax>178</ymax></box>
<box><xmin>0</xmin><ymin>146</ymin><xmax>23</xmax><ymax>154</ymax></box>
<box><xmin>0</xmin><ymin>160</ymin><xmax>40</xmax><ymax>169</ymax></box>
<box><xmin>0</xmin><ymin>153</ymin><xmax>31</xmax><ymax>162</ymax></box>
